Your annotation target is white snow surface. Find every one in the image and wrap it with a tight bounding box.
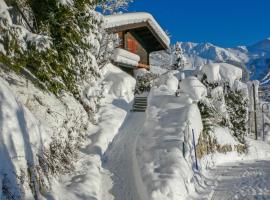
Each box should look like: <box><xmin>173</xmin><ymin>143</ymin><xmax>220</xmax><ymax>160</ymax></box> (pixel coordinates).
<box><xmin>112</xmin><ymin>48</ymin><xmax>140</xmax><ymax>67</ymax></box>
<box><xmin>113</xmin><ymin>48</ymin><xmax>140</xmax><ymax>62</ymax></box>
<box><xmin>0</xmin><ymin>78</ymin><xmax>51</xmax><ymax>199</ymax></box>
<box><xmin>202</xmin><ymin>63</ymin><xmax>221</xmax><ymax>83</ymax></box>
<box><xmin>104</xmin><ymin>12</ymin><xmax>170</xmax><ymax>48</ymax></box>
<box><xmin>135</xmin><ymin>74</ymin><xmax>204</xmax><ymax>200</ymax></box>
<box><xmin>0</xmin><ymin>63</ymin><xmax>135</xmax><ymax>200</ymax></box>
<box><xmin>49</xmin><ymin>63</ymin><xmax>136</xmax><ymax>200</ymax></box>
<box><xmin>213</xmin><ymin>127</ymin><xmax>238</xmax><ymax>146</ymax></box>
<box><xmin>180</xmin><ymin>76</ymin><xmax>207</xmax><ymax>101</ymax></box>
<box><xmin>194</xmin><ymin>160</ymin><xmax>270</xmax><ymax>200</ymax></box>
<box><xmin>154</xmin><ymin>70</ymin><xmax>180</xmax><ymax>93</ymax></box>
<box><xmin>219</xmin><ymin>63</ymin><xmax>243</xmax><ymax>87</ymax></box>
<box><xmin>202</xmin><ymin>63</ymin><xmax>242</xmax><ymax>87</ymax></box>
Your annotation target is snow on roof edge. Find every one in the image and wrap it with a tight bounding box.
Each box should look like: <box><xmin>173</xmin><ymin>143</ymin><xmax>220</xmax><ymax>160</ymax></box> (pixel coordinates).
<box><xmin>104</xmin><ymin>12</ymin><xmax>170</xmax><ymax>48</ymax></box>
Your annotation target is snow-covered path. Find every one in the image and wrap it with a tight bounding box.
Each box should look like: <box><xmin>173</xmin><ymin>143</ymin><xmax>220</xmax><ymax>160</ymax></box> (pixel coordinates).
<box><xmin>102</xmin><ymin>112</ymin><xmax>148</xmax><ymax>200</ymax></box>
<box><xmin>204</xmin><ymin>160</ymin><xmax>270</xmax><ymax>200</ymax></box>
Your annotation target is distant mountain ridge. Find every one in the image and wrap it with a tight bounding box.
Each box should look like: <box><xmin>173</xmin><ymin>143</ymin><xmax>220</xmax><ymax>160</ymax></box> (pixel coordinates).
<box><xmin>151</xmin><ymin>37</ymin><xmax>270</xmax><ymax>85</ymax></box>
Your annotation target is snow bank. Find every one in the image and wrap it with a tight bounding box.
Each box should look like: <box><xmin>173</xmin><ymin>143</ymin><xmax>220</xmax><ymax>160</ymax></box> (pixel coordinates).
<box><xmin>112</xmin><ymin>48</ymin><xmax>140</xmax><ymax>62</ymax></box>
<box><xmin>113</xmin><ymin>55</ymin><xmax>139</xmax><ymax>67</ymax></box>
<box><xmin>112</xmin><ymin>48</ymin><xmax>140</xmax><ymax>67</ymax></box>
<box><xmin>154</xmin><ymin>70</ymin><xmax>179</xmax><ymax>93</ymax></box>
<box><xmin>136</xmin><ymin>74</ymin><xmax>203</xmax><ymax>200</ymax></box>
<box><xmin>0</xmin><ymin>78</ymin><xmax>51</xmax><ymax>199</ymax></box>
<box><xmin>104</xmin><ymin>12</ymin><xmax>170</xmax><ymax>48</ymax></box>
<box><xmin>201</xmin><ymin>63</ymin><xmax>242</xmax><ymax>87</ymax></box>
<box><xmin>49</xmin><ymin>63</ymin><xmax>136</xmax><ymax>199</ymax></box>
<box><xmin>213</xmin><ymin>127</ymin><xmax>239</xmax><ymax>146</ymax></box>
<box><xmin>180</xmin><ymin>76</ymin><xmax>207</xmax><ymax>101</ymax></box>
<box><xmin>201</xmin><ymin>138</ymin><xmax>270</xmax><ymax>170</ymax></box>
<box><xmin>202</xmin><ymin>63</ymin><xmax>221</xmax><ymax>83</ymax></box>
<box><xmin>219</xmin><ymin>63</ymin><xmax>242</xmax><ymax>87</ymax></box>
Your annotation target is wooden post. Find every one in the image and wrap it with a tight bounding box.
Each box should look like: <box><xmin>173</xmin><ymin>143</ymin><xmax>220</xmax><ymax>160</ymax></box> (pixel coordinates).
<box><xmin>253</xmin><ymin>83</ymin><xmax>258</xmax><ymax>140</ymax></box>
<box><xmin>262</xmin><ymin>103</ymin><xmax>270</xmax><ymax>141</ymax></box>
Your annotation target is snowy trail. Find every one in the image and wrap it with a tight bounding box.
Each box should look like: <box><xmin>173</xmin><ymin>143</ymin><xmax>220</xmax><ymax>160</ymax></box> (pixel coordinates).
<box><xmin>203</xmin><ymin>160</ymin><xmax>270</xmax><ymax>200</ymax></box>
<box><xmin>102</xmin><ymin>112</ymin><xmax>148</xmax><ymax>200</ymax></box>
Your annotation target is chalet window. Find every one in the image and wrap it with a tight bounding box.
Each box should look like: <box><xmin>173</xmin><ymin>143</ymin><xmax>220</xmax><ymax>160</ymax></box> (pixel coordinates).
<box><xmin>127</xmin><ymin>38</ymin><xmax>138</xmax><ymax>54</ymax></box>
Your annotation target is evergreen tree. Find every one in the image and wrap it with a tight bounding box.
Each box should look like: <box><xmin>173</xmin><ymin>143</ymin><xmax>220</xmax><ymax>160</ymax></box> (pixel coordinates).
<box><xmin>1</xmin><ymin>0</ymin><xmax>105</xmax><ymax>117</ymax></box>
<box><xmin>173</xmin><ymin>42</ymin><xmax>188</xmax><ymax>70</ymax></box>
<box><xmin>225</xmin><ymin>89</ymin><xmax>248</xmax><ymax>143</ymax></box>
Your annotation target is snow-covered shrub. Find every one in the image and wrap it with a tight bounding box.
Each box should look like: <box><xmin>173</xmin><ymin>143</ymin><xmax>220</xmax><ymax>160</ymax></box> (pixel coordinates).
<box><xmin>225</xmin><ymin>89</ymin><xmax>248</xmax><ymax>143</ymax></box>
<box><xmin>0</xmin><ymin>0</ymin><xmax>106</xmax><ymax>118</ymax></box>
<box><xmin>197</xmin><ymin>68</ymin><xmax>248</xmax><ymax>157</ymax></box>
<box><xmin>134</xmin><ymin>72</ymin><xmax>158</xmax><ymax>95</ymax></box>
<box><xmin>172</xmin><ymin>41</ymin><xmax>188</xmax><ymax>70</ymax></box>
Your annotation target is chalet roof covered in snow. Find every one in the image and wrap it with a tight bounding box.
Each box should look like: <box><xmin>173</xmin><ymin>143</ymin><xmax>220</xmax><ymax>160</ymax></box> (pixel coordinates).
<box><xmin>104</xmin><ymin>12</ymin><xmax>170</xmax><ymax>51</ymax></box>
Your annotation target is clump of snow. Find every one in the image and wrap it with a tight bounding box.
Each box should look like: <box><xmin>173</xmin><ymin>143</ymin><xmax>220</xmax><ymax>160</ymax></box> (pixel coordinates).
<box><xmin>213</xmin><ymin>127</ymin><xmax>239</xmax><ymax>146</ymax></box>
<box><xmin>134</xmin><ymin>68</ymin><xmax>148</xmax><ymax>77</ymax></box>
<box><xmin>104</xmin><ymin>12</ymin><xmax>170</xmax><ymax>48</ymax></box>
<box><xmin>201</xmin><ymin>62</ymin><xmax>243</xmax><ymax>87</ymax></box>
<box><xmin>103</xmin><ymin>63</ymin><xmax>136</xmax><ymax>101</ymax></box>
<box><xmin>112</xmin><ymin>48</ymin><xmax>140</xmax><ymax>67</ymax></box>
<box><xmin>219</xmin><ymin>63</ymin><xmax>242</xmax><ymax>87</ymax></box>
<box><xmin>154</xmin><ymin>70</ymin><xmax>179</xmax><ymax>93</ymax></box>
<box><xmin>150</xmin><ymin>65</ymin><xmax>168</xmax><ymax>75</ymax></box>
<box><xmin>201</xmin><ymin>63</ymin><xmax>221</xmax><ymax>83</ymax></box>
<box><xmin>180</xmin><ymin>76</ymin><xmax>207</xmax><ymax>101</ymax></box>
<box><xmin>113</xmin><ymin>48</ymin><xmax>140</xmax><ymax>62</ymax></box>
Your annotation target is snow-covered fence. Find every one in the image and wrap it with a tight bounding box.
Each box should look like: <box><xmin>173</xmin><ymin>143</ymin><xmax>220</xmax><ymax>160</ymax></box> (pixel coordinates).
<box><xmin>262</xmin><ymin>103</ymin><xmax>270</xmax><ymax>141</ymax></box>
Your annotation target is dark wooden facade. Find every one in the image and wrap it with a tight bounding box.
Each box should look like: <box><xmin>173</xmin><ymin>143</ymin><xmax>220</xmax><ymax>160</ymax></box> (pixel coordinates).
<box><xmin>106</xmin><ymin>21</ymin><xmax>169</xmax><ymax>72</ymax></box>
<box><xmin>121</xmin><ymin>31</ymin><xmax>149</xmax><ymax>66</ymax></box>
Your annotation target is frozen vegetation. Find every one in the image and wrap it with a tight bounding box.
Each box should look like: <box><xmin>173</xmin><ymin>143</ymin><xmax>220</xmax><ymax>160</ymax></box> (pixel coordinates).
<box><xmin>1</xmin><ymin>0</ymin><xmax>270</xmax><ymax>199</ymax></box>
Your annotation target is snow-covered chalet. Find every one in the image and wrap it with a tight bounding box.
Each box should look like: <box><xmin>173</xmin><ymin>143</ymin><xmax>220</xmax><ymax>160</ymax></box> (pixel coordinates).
<box><xmin>105</xmin><ymin>12</ymin><xmax>170</xmax><ymax>76</ymax></box>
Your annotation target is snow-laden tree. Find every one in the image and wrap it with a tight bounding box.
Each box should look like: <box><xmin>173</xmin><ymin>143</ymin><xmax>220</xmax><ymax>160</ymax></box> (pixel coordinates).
<box><xmin>1</xmin><ymin>0</ymin><xmax>106</xmax><ymax>117</ymax></box>
<box><xmin>173</xmin><ymin>42</ymin><xmax>188</xmax><ymax>70</ymax></box>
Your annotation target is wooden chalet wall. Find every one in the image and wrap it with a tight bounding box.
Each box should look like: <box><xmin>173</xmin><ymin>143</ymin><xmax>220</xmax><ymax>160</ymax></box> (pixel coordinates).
<box><xmin>118</xmin><ymin>31</ymin><xmax>149</xmax><ymax>67</ymax></box>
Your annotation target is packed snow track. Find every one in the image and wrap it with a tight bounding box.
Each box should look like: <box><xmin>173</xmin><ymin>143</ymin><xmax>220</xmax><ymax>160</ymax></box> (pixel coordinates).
<box><xmin>207</xmin><ymin>160</ymin><xmax>270</xmax><ymax>200</ymax></box>
<box><xmin>102</xmin><ymin>112</ymin><xmax>148</xmax><ymax>200</ymax></box>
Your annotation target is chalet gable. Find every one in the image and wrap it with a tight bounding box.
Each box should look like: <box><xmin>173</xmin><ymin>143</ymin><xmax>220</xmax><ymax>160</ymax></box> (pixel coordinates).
<box><xmin>104</xmin><ymin>12</ymin><xmax>170</xmax><ymax>52</ymax></box>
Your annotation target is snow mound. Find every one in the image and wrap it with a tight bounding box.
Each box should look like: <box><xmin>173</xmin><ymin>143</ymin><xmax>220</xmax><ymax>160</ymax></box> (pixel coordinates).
<box><xmin>104</xmin><ymin>12</ymin><xmax>170</xmax><ymax>48</ymax></box>
<box><xmin>180</xmin><ymin>76</ymin><xmax>207</xmax><ymax>101</ymax></box>
<box><xmin>136</xmin><ymin>73</ymin><xmax>204</xmax><ymax>200</ymax></box>
<box><xmin>103</xmin><ymin>63</ymin><xmax>136</xmax><ymax>101</ymax></box>
<box><xmin>112</xmin><ymin>48</ymin><xmax>140</xmax><ymax>62</ymax></box>
<box><xmin>112</xmin><ymin>48</ymin><xmax>140</xmax><ymax>67</ymax></box>
<box><xmin>0</xmin><ymin>78</ymin><xmax>50</xmax><ymax>199</ymax></box>
<box><xmin>202</xmin><ymin>63</ymin><xmax>221</xmax><ymax>83</ymax></box>
<box><xmin>213</xmin><ymin>127</ymin><xmax>238</xmax><ymax>146</ymax></box>
<box><xmin>154</xmin><ymin>71</ymin><xmax>179</xmax><ymax>93</ymax></box>
<box><xmin>201</xmin><ymin>63</ymin><xmax>242</xmax><ymax>87</ymax></box>
<box><xmin>219</xmin><ymin>63</ymin><xmax>242</xmax><ymax>87</ymax></box>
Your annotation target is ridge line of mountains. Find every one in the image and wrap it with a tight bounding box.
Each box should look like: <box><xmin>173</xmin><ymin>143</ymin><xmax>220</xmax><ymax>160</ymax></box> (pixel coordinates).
<box><xmin>151</xmin><ymin>37</ymin><xmax>270</xmax><ymax>86</ymax></box>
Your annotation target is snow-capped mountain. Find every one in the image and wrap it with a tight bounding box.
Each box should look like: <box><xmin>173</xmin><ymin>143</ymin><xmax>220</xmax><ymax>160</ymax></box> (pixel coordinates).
<box><xmin>151</xmin><ymin>37</ymin><xmax>270</xmax><ymax>85</ymax></box>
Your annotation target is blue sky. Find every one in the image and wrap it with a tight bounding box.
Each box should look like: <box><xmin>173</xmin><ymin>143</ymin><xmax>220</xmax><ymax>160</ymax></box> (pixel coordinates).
<box><xmin>127</xmin><ymin>0</ymin><xmax>270</xmax><ymax>47</ymax></box>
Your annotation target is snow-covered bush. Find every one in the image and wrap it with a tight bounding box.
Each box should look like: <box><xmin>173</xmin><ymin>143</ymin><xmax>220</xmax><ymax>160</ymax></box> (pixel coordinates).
<box><xmin>0</xmin><ymin>0</ymin><xmax>105</xmax><ymax>118</ymax></box>
<box><xmin>197</xmin><ymin>64</ymin><xmax>248</xmax><ymax>157</ymax></box>
<box><xmin>172</xmin><ymin>42</ymin><xmax>188</xmax><ymax>70</ymax></box>
<box><xmin>225</xmin><ymin>89</ymin><xmax>248</xmax><ymax>143</ymax></box>
<box><xmin>134</xmin><ymin>72</ymin><xmax>158</xmax><ymax>95</ymax></box>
